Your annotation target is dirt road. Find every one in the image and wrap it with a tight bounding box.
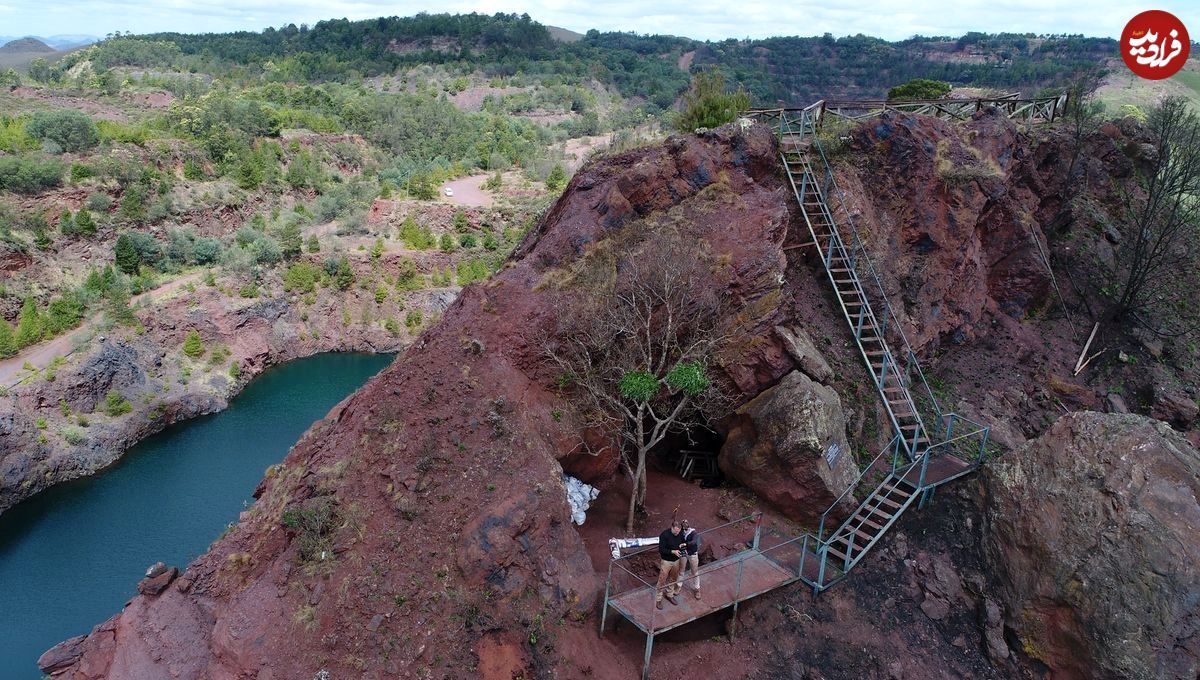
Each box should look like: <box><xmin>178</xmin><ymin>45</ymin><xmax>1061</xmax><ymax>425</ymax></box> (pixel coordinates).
<box><xmin>442</xmin><ymin>175</ymin><xmax>494</xmax><ymax>208</ymax></box>
<box><xmin>0</xmin><ymin>272</ymin><xmax>202</xmax><ymax>387</ymax></box>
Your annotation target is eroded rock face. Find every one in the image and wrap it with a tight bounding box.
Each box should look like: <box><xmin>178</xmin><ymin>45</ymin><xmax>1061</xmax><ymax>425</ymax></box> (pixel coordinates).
<box><xmin>59</xmin><ymin>340</ymin><xmax>146</xmax><ymax>414</ymax></box>
<box><xmin>982</xmin><ymin>411</ymin><xmax>1200</xmax><ymax>680</ymax></box>
<box><xmin>719</xmin><ymin>370</ymin><xmax>858</xmax><ymax>522</ymax></box>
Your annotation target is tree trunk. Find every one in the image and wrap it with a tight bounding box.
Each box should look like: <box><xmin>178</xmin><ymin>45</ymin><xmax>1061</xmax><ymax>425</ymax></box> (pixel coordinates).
<box><xmin>625</xmin><ymin>410</ymin><xmax>648</xmax><ymax>533</ymax></box>
<box><xmin>625</xmin><ymin>452</ymin><xmax>644</xmax><ymax>533</ymax></box>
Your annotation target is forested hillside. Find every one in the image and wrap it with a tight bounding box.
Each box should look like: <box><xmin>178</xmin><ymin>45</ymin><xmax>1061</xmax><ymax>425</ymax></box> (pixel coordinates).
<box><xmin>21</xmin><ymin>14</ymin><xmax>1115</xmax><ymax>110</ymax></box>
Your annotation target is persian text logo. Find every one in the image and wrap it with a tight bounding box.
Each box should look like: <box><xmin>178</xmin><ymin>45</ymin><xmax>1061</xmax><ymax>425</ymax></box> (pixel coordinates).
<box><xmin>1121</xmin><ymin>10</ymin><xmax>1190</xmax><ymax>80</ymax></box>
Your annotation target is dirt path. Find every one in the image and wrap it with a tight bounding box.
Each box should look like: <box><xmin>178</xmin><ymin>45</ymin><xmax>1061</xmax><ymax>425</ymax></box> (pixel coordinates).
<box><xmin>443</xmin><ymin>175</ymin><xmax>494</xmax><ymax>207</ymax></box>
<box><xmin>0</xmin><ymin>272</ymin><xmax>202</xmax><ymax>387</ymax></box>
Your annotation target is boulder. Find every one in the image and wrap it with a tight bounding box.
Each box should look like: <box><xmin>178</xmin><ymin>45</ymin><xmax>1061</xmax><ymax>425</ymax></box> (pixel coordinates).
<box><xmin>37</xmin><ymin>634</ymin><xmax>87</xmax><ymax>674</ymax></box>
<box><xmin>774</xmin><ymin>325</ymin><xmax>833</xmax><ymax>383</ymax></box>
<box><xmin>982</xmin><ymin>412</ymin><xmax>1200</xmax><ymax>680</ymax></box>
<box><xmin>1151</xmin><ymin>388</ymin><xmax>1199</xmax><ymax>430</ymax></box>
<box><xmin>718</xmin><ymin>370</ymin><xmax>858</xmax><ymax>522</ymax></box>
<box><xmin>137</xmin><ymin>565</ymin><xmax>177</xmax><ymax>596</ymax></box>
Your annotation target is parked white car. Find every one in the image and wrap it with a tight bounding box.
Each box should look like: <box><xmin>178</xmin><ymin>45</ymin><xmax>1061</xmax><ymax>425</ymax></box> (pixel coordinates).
<box><xmin>443</xmin><ymin>187</ymin><xmax>454</xmax><ymax>197</ymax></box>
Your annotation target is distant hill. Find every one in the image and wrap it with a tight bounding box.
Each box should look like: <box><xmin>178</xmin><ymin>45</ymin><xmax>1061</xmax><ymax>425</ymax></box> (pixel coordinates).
<box><xmin>0</xmin><ymin>34</ymin><xmax>97</xmax><ymax>51</ymax></box>
<box><xmin>547</xmin><ymin>26</ymin><xmax>583</xmax><ymax>43</ymax></box>
<box><xmin>42</xmin><ymin>35</ymin><xmax>99</xmax><ymax>50</ymax></box>
<box><xmin>0</xmin><ymin>36</ymin><xmax>90</xmax><ymax>72</ymax></box>
<box><xmin>0</xmin><ymin>37</ymin><xmax>55</xmax><ymax>53</ymax></box>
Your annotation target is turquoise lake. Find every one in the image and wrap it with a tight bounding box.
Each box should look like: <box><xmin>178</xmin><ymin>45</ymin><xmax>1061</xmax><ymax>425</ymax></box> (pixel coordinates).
<box><xmin>0</xmin><ymin>352</ymin><xmax>394</xmax><ymax>679</ymax></box>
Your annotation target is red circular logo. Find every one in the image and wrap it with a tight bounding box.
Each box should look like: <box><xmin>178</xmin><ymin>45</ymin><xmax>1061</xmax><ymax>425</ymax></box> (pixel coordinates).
<box><xmin>1121</xmin><ymin>10</ymin><xmax>1190</xmax><ymax>80</ymax></box>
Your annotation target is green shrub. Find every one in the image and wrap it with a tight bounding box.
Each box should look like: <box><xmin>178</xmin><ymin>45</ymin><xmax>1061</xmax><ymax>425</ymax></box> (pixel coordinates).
<box><xmin>27</xmin><ymin>110</ymin><xmax>100</xmax><ymax>153</ymax></box>
<box><xmin>395</xmin><ymin>257</ymin><xmax>420</xmax><ymax>290</ymax></box>
<box><xmin>0</xmin><ymin>115</ymin><xmax>37</xmax><ymax>153</ymax></box>
<box><xmin>70</xmin><ymin>163</ymin><xmax>95</xmax><ymax>182</ymax></box>
<box><xmin>306</xmin><ymin>235</ymin><xmax>320</xmax><ymax>253</ymax></box>
<box><xmin>96</xmin><ymin>119</ymin><xmax>153</xmax><ymax>145</ymax></box>
<box><xmin>405</xmin><ymin>309</ymin><xmax>423</xmax><ymax>329</ymax></box>
<box><xmin>101</xmin><ymin>390</ymin><xmax>133</xmax><ymax>416</ymax></box>
<box><xmin>334</xmin><ymin>258</ymin><xmax>354</xmax><ymax>290</ymax></box>
<box><xmin>62</xmin><ymin>426</ymin><xmax>86</xmax><ymax>445</ymax></box>
<box><xmin>229</xmin><ymin>361</ymin><xmax>241</xmax><ymax>379</ymax></box>
<box><xmin>280</xmin><ymin>499</ymin><xmax>338</xmax><ymax>564</ymax></box>
<box><xmin>439</xmin><ymin>232</ymin><xmax>456</xmax><ymax>253</ymax></box>
<box><xmin>183</xmin><ymin>159</ymin><xmax>205</xmax><ymax>181</ymax></box>
<box><xmin>118</xmin><ymin>183</ymin><xmax>149</xmax><ymax>223</ymax></box>
<box><xmin>85</xmin><ymin>193</ymin><xmax>113</xmax><ymax>212</ymax></box>
<box><xmin>72</xmin><ymin>209</ymin><xmax>97</xmax><ymax>236</ymax></box>
<box><xmin>194</xmin><ymin>238</ymin><xmax>222</xmax><ymax>264</ymax></box>
<box><xmin>183</xmin><ymin>330</ymin><xmax>205</xmax><ymax>358</ymax></box>
<box><xmin>0</xmin><ymin>319</ymin><xmax>14</xmax><ymax>357</ymax></box>
<box><xmin>887</xmin><ymin>78</ymin><xmax>952</xmax><ymax>100</ymax></box>
<box><xmin>283</xmin><ymin>261</ymin><xmax>321</xmax><ymax>293</ymax></box>
<box><xmin>279</xmin><ymin>220</ymin><xmax>303</xmax><ymax>259</ymax></box>
<box><xmin>384</xmin><ymin>317</ymin><xmax>400</xmax><ymax>336</ymax></box>
<box><xmin>459</xmin><ymin>233</ymin><xmax>477</xmax><ymax>248</ymax></box>
<box><xmin>0</xmin><ymin>156</ymin><xmax>65</xmax><ymax>194</ymax></box>
<box><xmin>374</xmin><ymin>284</ymin><xmax>388</xmax><ymax>304</ymax></box>
<box><xmin>674</xmin><ymin>67</ymin><xmax>750</xmax><ymax>133</ymax></box>
<box><xmin>398</xmin><ymin>216</ymin><xmax>435</xmax><ymax>250</ymax></box>
<box><xmin>14</xmin><ymin>297</ymin><xmax>43</xmax><ymax>348</ymax></box>
<box><xmin>545</xmin><ymin>164</ymin><xmax>567</xmax><ymax>191</ymax></box>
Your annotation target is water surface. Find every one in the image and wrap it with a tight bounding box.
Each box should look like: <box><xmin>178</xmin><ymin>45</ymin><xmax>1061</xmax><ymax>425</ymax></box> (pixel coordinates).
<box><xmin>0</xmin><ymin>352</ymin><xmax>394</xmax><ymax>679</ymax></box>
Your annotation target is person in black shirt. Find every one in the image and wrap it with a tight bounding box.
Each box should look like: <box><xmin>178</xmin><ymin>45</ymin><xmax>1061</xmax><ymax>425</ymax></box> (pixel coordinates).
<box><xmin>655</xmin><ymin>520</ymin><xmax>685</xmax><ymax>609</ymax></box>
<box><xmin>676</xmin><ymin>519</ymin><xmax>701</xmax><ymax>600</ymax></box>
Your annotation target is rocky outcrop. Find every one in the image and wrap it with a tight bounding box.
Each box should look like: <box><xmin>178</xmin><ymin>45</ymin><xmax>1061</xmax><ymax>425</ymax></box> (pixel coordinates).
<box><xmin>37</xmin><ymin>635</ymin><xmax>87</xmax><ymax>675</ymax></box>
<box><xmin>59</xmin><ymin>340</ymin><xmax>146</xmax><ymax>414</ymax></box>
<box><xmin>719</xmin><ymin>370</ymin><xmax>858</xmax><ymax>522</ymax></box>
<box><xmin>982</xmin><ymin>411</ymin><xmax>1200</xmax><ymax>679</ymax></box>
<box><xmin>53</xmin><ymin>123</ymin><xmax>802</xmax><ymax>679</ymax></box>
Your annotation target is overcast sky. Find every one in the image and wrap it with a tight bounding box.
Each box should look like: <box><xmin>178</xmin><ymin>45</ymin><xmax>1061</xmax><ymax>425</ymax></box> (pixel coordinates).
<box><xmin>2</xmin><ymin>0</ymin><xmax>1196</xmax><ymax>41</ymax></box>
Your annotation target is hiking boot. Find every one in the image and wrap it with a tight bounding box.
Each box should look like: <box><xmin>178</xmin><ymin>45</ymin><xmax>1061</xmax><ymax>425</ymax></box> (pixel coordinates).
<box><xmin>665</xmin><ymin>594</ymin><xmax>679</xmax><ymax>606</ymax></box>
<box><xmin>656</xmin><ymin>600</ymin><xmax>664</xmax><ymax>610</ymax></box>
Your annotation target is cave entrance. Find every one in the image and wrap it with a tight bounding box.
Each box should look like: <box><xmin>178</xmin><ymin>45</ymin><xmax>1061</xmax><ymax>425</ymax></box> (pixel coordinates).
<box><xmin>649</xmin><ymin>424</ymin><xmax>724</xmax><ymax>489</ymax></box>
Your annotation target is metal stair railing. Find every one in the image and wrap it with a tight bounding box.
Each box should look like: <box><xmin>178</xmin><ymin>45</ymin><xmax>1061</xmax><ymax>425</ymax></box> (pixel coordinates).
<box><xmin>805</xmin><ymin>114</ymin><xmax>951</xmax><ymax>442</ymax></box>
<box><xmin>778</xmin><ymin>111</ymin><xmax>931</xmax><ymax>460</ymax></box>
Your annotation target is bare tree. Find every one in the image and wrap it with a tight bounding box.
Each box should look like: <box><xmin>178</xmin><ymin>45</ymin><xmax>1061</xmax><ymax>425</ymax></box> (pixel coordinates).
<box><xmin>1062</xmin><ymin>71</ymin><xmax>1105</xmax><ymax>196</ymax></box>
<box><xmin>546</xmin><ymin>229</ymin><xmax>732</xmax><ymax>532</ymax></box>
<box><xmin>1113</xmin><ymin>96</ymin><xmax>1200</xmax><ymax>335</ymax></box>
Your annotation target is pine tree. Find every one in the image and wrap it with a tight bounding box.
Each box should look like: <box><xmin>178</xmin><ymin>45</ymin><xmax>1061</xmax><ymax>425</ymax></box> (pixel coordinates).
<box><xmin>0</xmin><ymin>318</ymin><xmax>15</xmax><ymax>357</ymax></box>
<box><xmin>59</xmin><ymin>209</ymin><xmax>76</xmax><ymax>237</ymax></box>
<box><xmin>439</xmin><ymin>233</ymin><xmax>456</xmax><ymax>253</ymax></box>
<box><xmin>182</xmin><ymin>330</ymin><xmax>205</xmax><ymax>358</ymax></box>
<box><xmin>307</xmin><ymin>235</ymin><xmax>320</xmax><ymax>253</ymax></box>
<box><xmin>335</xmin><ymin>258</ymin><xmax>355</xmax><ymax>290</ymax></box>
<box><xmin>74</xmin><ymin>209</ymin><xmax>96</xmax><ymax>236</ymax></box>
<box><xmin>279</xmin><ymin>220</ymin><xmax>303</xmax><ymax>259</ymax></box>
<box><xmin>546</xmin><ymin>164</ymin><xmax>567</xmax><ymax>191</ymax></box>
<box><xmin>14</xmin><ymin>297</ymin><xmax>44</xmax><ymax>348</ymax></box>
<box><xmin>114</xmin><ymin>233</ymin><xmax>140</xmax><ymax>274</ymax></box>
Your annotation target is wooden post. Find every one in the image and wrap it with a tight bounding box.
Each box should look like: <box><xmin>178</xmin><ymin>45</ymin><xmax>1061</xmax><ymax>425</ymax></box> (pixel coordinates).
<box><xmin>599</xmin><ymin>561</ymin><xmax>613</xmax><ymax>637</ymax></box>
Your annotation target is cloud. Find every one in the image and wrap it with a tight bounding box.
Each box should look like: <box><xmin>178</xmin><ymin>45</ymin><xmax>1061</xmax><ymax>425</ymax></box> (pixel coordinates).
<box><xmin>3</xmin><ymin>0</ymin><xmax>1193</xmax><ymax>42</ymax></box>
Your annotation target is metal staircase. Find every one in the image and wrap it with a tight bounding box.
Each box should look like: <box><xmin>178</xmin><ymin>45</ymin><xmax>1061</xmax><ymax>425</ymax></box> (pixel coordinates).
<box><xmin>769</xmin><ymin>102</ymin><xmax>992</xmax><ymax>591</ymax></box>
